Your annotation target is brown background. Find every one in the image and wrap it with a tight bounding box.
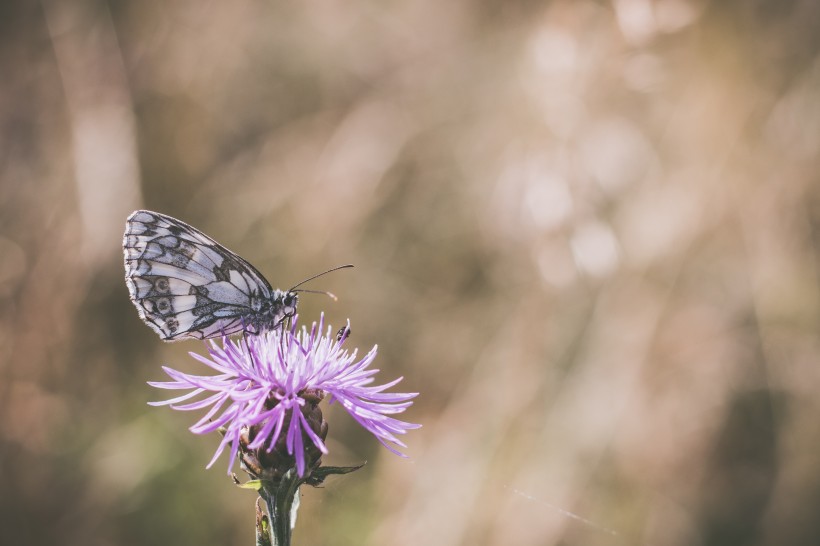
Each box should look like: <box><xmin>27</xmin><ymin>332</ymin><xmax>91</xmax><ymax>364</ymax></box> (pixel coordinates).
<box><xmin>2</xmin><ymin>0</ymin><xmax>820</xmax><ymax>545</ymax></box>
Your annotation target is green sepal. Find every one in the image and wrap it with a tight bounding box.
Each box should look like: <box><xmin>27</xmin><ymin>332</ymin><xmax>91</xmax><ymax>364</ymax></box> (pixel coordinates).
<box><xmin>305</xmin><ymin>462</ymin><xmax>366</xmax><ymax>486</ymax></box>
<box><xmin>238</xmin><ymin>479</ymin><xmax>263</xmax><ymax>491</ymax></box>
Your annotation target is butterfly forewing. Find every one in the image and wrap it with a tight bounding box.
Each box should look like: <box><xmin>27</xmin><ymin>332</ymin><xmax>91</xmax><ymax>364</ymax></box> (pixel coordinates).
<box><xmin>124</xmin><ymin>210</ymin><xmax>279</xmax><ymax>341</ymax></box>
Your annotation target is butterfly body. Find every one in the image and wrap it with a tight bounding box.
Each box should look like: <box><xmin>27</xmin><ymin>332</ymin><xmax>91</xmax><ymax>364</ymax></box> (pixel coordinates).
<box><xmin>124</xmin><ymin>210</ymin><xmax>298</xmax><ymax>341</ymax></box>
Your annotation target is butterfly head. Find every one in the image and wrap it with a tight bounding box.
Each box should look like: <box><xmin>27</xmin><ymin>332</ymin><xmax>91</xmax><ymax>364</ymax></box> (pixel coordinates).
<box><xmin>282</xmin><ymin>291</ymin><xmax>298</xmax><ymax>318</ymax></box>
<box><xmin>263</xmin><ymin>289</ymin><xmax>298</xmax><ymax>327</ymax></box>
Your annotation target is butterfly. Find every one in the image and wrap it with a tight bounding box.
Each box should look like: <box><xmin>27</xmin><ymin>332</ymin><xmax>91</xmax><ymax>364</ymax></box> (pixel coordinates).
<box><xmin>124</xmin><ymin>210</ymin><xmax>350</xmax><ymax>341</ymax></box>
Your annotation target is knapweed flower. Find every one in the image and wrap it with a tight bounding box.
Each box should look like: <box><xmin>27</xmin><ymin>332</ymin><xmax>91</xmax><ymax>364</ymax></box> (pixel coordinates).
<box><xmin>148</xmin><ymin>314</ymin><xmax>419</xmax><ymax>478</ymax></box>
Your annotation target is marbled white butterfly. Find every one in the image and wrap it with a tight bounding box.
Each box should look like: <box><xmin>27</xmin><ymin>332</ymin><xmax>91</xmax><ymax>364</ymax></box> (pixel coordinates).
<box><xmin>124</xmin><ymin>210</ymin><xmax>350</xmax><ymax>341</ymax></box>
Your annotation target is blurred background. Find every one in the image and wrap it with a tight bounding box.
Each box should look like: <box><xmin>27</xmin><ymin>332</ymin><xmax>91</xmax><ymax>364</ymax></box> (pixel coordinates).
<box><xmin>2</xmin><ymin>0</ymin><xmax>820</xmax><ymax>544</ymax></box>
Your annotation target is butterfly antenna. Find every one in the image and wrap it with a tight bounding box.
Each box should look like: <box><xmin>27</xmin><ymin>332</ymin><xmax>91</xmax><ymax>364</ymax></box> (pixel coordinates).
<box><xmin>288</xmin><ymin>264</ymin><xmax>353</xmax><ymax>291</ymax></box>
<box><xmin>293</xmin><ymin>288</ymin><xmax>339</xmax><ymax>301</ymax></box>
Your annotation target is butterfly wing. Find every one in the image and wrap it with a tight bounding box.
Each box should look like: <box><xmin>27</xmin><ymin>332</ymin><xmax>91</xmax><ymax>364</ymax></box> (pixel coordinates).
<box><xmin>123</xmin><ymin>210</ymin><xmax>275</xmax><ymax>341</ymax></box>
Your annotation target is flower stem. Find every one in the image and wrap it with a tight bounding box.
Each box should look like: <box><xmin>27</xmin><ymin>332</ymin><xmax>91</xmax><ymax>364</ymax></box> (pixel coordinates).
<box><xmin>262</xmin><ymin>471</ymin><xmax>302</xmax><ymax>546</ymax></box>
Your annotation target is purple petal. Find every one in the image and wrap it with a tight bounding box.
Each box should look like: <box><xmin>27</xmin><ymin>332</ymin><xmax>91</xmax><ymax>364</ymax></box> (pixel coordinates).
<box><xmin>148</xmin><ymin>315</ymin><xmax>419</xmax><ymax>476</ymax></box>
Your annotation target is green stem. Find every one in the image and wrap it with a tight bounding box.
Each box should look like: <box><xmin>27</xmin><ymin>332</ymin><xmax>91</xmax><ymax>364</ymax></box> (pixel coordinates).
<box><xmin>250</xmin><ymin>463</ymin><xmax>364</xmax><ymax>545</ymax></box>
<box><xmin>262</xmin><ymin>471</ymin><xmax>302</xmax><ymax>546</ymax></box>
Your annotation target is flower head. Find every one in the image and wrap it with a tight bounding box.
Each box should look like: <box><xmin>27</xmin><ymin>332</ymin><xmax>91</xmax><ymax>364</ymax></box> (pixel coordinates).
<box><xmin>149</xmin><ymin>315</ymin><xmax>419</xmax><ymax>477</ymax></box>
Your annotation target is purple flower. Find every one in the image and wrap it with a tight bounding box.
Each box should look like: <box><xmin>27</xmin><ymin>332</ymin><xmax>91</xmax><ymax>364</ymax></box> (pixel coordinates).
<box><xmin>148</xmin><ymin>314</ymin><xmax>420</xmax><ymax>477</ymax></box>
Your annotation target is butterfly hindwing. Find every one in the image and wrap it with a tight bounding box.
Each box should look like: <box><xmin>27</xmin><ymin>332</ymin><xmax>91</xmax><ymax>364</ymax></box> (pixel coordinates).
<box><xmin>124</xmin><ymin>210</ymin><xmax>276</xmax><ymax>341</ymax></box>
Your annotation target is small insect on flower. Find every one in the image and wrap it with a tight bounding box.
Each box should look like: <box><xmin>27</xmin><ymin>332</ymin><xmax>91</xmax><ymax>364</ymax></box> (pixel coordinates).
<box><xmin>123</xmin><ymin>210</ymin><xmax>351</xmax><ymax>341</ymax></box>
<box><xmin>148</xmin><ymin>315</ymin><xmax>420</xmax><ymax>477</ymax></box>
